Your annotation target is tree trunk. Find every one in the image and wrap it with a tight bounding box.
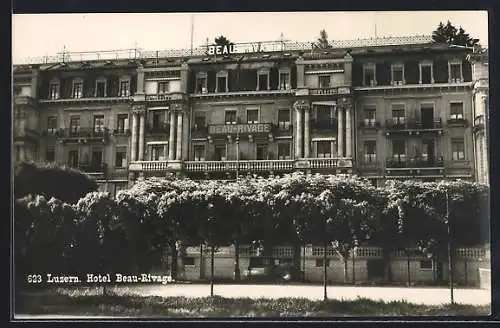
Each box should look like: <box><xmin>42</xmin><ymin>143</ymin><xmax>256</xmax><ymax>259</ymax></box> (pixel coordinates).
<box><xmin>343</xmin><ymin>258</ymin><xmax>349</xmax><ymax>284</ymax></box>
<box><xmin>170</xmin><ymin>240</ymin><xmax>178</xmax><ymax>279</ymax></box>
<box><xmin>352</xmin><ymin>250</ymin><xmax>356</xmax><ymax>285</ymax></box>
<box><xmin>199</xmin><ymin>242</ymin><xmax>204</xmax><ymax>280</ymax></box>
<box><xmin>406</xmin><ymin>251</ymin><xmax>411</xmax><ymax>287</ymax></box>
<box><xmin>383</xmin><ymin>248</ymin><xmax>393</xmax><ymax>283</ymax></box>
<box><xmin>234</xmin><ymin>239</ymin><xmax>240</xmax><ymax>281</ymax></box>
<box><xmin>323</xmin><ymin>241</ymin><xmax>328</xmax><ymax>301</ymax></box>
<box><xmin>210</xmin><ymin>242</ymin><xmax>215</xmax><ymax>297</ymax></box>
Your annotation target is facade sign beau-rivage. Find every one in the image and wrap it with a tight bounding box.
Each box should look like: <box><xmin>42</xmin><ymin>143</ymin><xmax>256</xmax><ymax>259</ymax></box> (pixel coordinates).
<box><xmin>208</xmin><ymin>42</ymin><xmax>277</xmax><ymax>55</ymax></box>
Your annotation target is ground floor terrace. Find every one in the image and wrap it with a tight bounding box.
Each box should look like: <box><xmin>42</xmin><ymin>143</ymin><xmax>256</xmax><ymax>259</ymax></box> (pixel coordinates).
<box><xmin>152</xmin><ymin>245</ymin><xmax>490</xmax><ymax>288</ymax></box>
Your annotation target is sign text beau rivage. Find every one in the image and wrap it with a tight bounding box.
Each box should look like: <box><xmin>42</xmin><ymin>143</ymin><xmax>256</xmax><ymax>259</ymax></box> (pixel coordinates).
<box><xmin>207</xmin><ymin>42</ymin><xmax>277</xmax><ymax>55</ymax></box>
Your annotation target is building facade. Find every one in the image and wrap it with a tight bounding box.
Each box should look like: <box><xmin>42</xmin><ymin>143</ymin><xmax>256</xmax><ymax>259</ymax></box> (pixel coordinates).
<box><xmin>13</xmin><ymin>36</ymin><xmax>489</xmax><ymax>194</ymax></box>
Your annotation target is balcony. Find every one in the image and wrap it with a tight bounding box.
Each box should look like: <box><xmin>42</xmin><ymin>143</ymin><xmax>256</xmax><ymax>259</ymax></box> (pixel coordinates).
<box><xmin>307</xmin><ymin>157</ymin><xmax>352</xmax><ymax>169</ymax></box>
<box><xmin>190</xmin><ymin>89</ymin><xmax>294</xmax><ymax>100</ymax></box>
<box><xmin>39</xmin><ymin>95</ymin><xmax>131</xmax><ymax>104</ymax></box>
<box><xmin>191</xmin><ymin>125</ymin><xmax>209</xmax><ymax>138</ymax></box>
<box><xmin>386</xmin><ymin>156</ymin><xmax>445</xmax><ymax>169</ymax></box>
<box><xmin>271</xmin><ymin>123</ymin><xmax>293</xmax><ymax>135</ymax></box>
<box><xmin>14</xmin><ymin>96</ymin><xmax>38</xmax><ymax>108</ymax></box>
<box><xmin>112</xmin><ymin>128</ymin><xmax>131</xmax><ymax>136</ymax></box>
<box><xmin>447</xmin><ymin>117</ymin><xmax>469</xmax><ymax>127</ymax></box>
<box><xmin>308</xmin><ymin>87</ymin><xmax>351</xmax><ymax>96</ymax></box>
<box><xmin>78</xmin><ymin>162</ymin><xmax>108</xmax><ymax>174</ymax></box>
<box><xmin>359</xmin><ymin>120</ymin><xmax>381</xmax><ymax>129</ymax></box>
<box><xmin>58</xmin><ymin>128</ymin><xmax>110</xmax><ymax>143</ymax></box>
<box><xmin>385</xmin><ymin>118</ymin><xmax>444</xmax><ymax>136</ymax></box>
<box><xmin>147</xmin><ymin>124</ymin><xmax>170</xmax><ymax>135</ymax></box>
<box><xmin>311</xmin><ymin>119</ymin><xmax>338</xmax><ymax>131</ymax></box>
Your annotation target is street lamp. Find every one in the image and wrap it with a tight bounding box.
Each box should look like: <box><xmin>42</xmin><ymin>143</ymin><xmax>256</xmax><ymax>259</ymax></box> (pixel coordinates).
<box><xmin>236</xmin><ymin>133</ymin><xmax>240</xmax><ymax>181</ymax></box>
<box><xmin>207</xmin><ymin>203</ymin><xmax>215</xmax><ymax>297</ymax></box>
<box><xmin>445</xmin><ymin>189</ymin><xmax>455</xmax><ymax>304</ymax></box>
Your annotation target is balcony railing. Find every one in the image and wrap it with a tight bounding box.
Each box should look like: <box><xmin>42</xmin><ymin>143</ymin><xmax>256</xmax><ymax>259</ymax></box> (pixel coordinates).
<box><xmin>147</xmin><ymin>124</ymin><xmax>170</xmax><ymax>135</ymax></box>
<box><xmin>311</xmin><ymin>119</ymin><xmax>338</xmax><ymax>131</ymax></box>
<box><xmin>271</xmin><ymin>123</ymin><xmax>293</xmax><ymax>134</ymax></box>
<box><xmin>359</xmin><ymin>120</ymin><xmax>381</xmax><ymax>129</ymax></box>
<box><xmin>185</xmin><ymin>160</ymin><xmax>295</xmax><ymax>172</ymax></box>
<box><xmin>385</xmin><ymin>118</ymin><xmax>444</xmax><ymax>131</ymax></box>
<box><xmin>386</xmin><ymin>156</ymin><xmax>444</xmax><ymax>168</ymax></box>
<box><xmin>447</xmin><ymin>117</ymin><xmax>469</xmax><ymax>126</ymax></box>
<box><xmin>78</xmin><ymin>162</ymin><xmax>108</xmax><ymax>174</ymax></box>
<box><xmin>112</xmin><ymin>128</ymin><xmax>131</xmax><ymax>136</ymax></box>
<box><xmin>59</xmin><ymin>128</ymin><xmax>110</xmax><ymax>139</ymax></box>
<box><xmin>309</xmin><ymin>87</ymin><xmax>351</xmax><ymax>96</ymax></box>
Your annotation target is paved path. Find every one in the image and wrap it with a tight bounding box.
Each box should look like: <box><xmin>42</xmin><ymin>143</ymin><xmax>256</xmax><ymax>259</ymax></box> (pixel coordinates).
<box><xmin>112</xmin><ymin>284</ymin><xmax>490</xmax><ymax>306</ymax></box>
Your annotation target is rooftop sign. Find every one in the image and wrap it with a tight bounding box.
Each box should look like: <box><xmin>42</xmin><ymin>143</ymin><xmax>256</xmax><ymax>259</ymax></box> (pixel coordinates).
<box><xmin>208</xmin><ymin>123</ymin><xmax>271</xmax><ymax>135</ymax></box>
<box><xmin>207</xmin><ymin>41</ymin><xmax>286</xmax><ymax>56</ymax></box>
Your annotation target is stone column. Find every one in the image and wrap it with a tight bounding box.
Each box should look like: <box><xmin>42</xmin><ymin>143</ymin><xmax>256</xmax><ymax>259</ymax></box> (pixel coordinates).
<box><xmin>31</xmin><ymin>68</ymin><xmax>39</xmax><ymax>99</ymax></box>
<box><xmin>169</xmin><ymin>111</ymin><xmax>176</xmax><ymax>160</ymax></box>
<box><xmin>304</xmin><ymin>107</ymin><xmax>310</xmax><ymax>158</ymax></box>
<box><xmin>136</xmin><ymin>65</ymin><xmax>145</xmax><ymax>94</ymax></box>
<box><xmin>295</xmin><ymin>107</ymin><xmax>303</xmax><ymax>158</ymax></box>
<box><xmin>343</xmin><ymin>52</ymin><xmax>353</xmax><ymax>85</ymax></box>
<box><xmin>130</xmin><ymin>113</ymin><xmax>138</xmax><ymax>161</ymax></box>
<box><xmin>138</xmin><ymin>113</ymin><xmax>145</xmax><ymax>161</ymax></box>
<box><xmin>296</xmin><ymin>57</ymin><xmax>305</xmax><ymax>88</ymax></box>
<box><xmin>337</xmin><ymin>106</ymin><xmax>344</xmax><ymax>157</ymax></box>
<box><xmin>176</xmin><ymin>112</ymin><xmax>183</xmax><ymax>160</ymax></box>
<box><xmin>345</xmin><ymin>105</ymin><xmax>352</xmax><ymax>158</ymax></box>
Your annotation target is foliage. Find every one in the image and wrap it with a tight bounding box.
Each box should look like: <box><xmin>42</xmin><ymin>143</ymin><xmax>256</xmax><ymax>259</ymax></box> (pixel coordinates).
<box><xmin>214</xmin><ymin>35</ymin><xmax>231</xmax><ymax>46</ymax></box>
<box><xmin>14</xmin><ymin>161</ymin><xmax>98</xmax><ymax>204</ymax></box>
<box><xmin>432</xmin><ymin>21</ymin><xmax>480</xmax><ymax>47</ymax></box>
<box><xmin>314</xmin><ymin>29</ymin><xmax>332</xmax><ymax>49</ymax></box>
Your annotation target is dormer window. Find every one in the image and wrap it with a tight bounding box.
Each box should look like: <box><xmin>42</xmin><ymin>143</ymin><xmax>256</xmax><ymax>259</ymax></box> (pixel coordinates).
<box><xmin>49</xmin><ymin>79</ymin><xmax>60</xmax><ymax>100</ymax></box>
<box><xmin>448</xmin><ymin>60</ymin><xmax>463</xmax><ymax>83</ymax></box>
<box><xmin>279</xmin><ymin>69</ymin><xmax>291</xmax><ymax>90</ymax></box>
<box><xmin>216</xmin><ymin>71</ymin><xmax>228</xmax><ymax>93</ymax></box>
<box><xmin>257</xmin><ymin>68</ymin><xmax>270</xmax><ymax>91</ymax></box>
<box><xmin>196</xmin><ymin>72</ymin><xmax>208</xmax><ymax>93</ymax></box>
<box><xmin>419</xmin><ymin>60</ymin><xmax>434</xmax><ymax>84</ymax></box>
<box><xmin>119</xmin><ymin>77</ymin><xmax>131</xmax><ymax>97</ymax></box>
<box><xmin>363</xmin><ymin>63</ymin><xmax>376</xmax><ymax>87</ymax></box>
<box><xmin>95</xmin><ymin>77</ymin><xmax>107</xmax><ymax>97</ymax></box>
<box><xmin>391</xmin><ymin>63</ymin><xmax>405</xmax><ymax>85</ymax></box>
<box><xmin>71</xmin><ymin>78</ymin><xmax>83</xmax><ymax>99</ymax></box>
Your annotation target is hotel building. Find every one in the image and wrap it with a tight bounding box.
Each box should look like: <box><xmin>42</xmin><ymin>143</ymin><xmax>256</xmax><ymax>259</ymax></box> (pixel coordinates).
<box><xmin>13</xmin><ymin>35</ymin><xmax>490</xmax><ymax>195</ymax></box>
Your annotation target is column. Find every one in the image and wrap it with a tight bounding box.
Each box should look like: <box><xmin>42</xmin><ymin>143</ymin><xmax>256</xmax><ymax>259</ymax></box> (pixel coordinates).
<box><xmin>138</xmin><ymin>113</ymin><xmax>145</xmax><ymax>161</ymax></box>
<box><xmin>136</xmin><ymin>65</ymin><xmax>145</xmax><ymax>94</ymax></box>
<box><xmin>130</xmin><ymin>113</ymin><xmax>138</xmax><ymax>161</ymax></box>
<box><xmin>176</xmin><ymin>112</ymin><xmax>183</xmax><ymax>160</ymax></box>
<box><xmin>304</xmin><ymin>108</ymin><xmax>310</xmax><ymax>158</ymax></box>
<box><xmin>295</xmin><ymin>107</ymin><xmax>303</xmax><ymax>158</ymax></box>
<box><xmin>345</xmin><ymin>105</ymin><xmax>352</xmax><ymax>158</ymax></box>
<box><xmin>169</xmin><ymin>111</ymin><xmax>176</xmax><ymax>160</ymax></box>
<box><xmin>296</xmin><ymin>57</ymin><xmax>305</xmax><ymax>88</ymax></box>
<box><xmin>337</xmin><ymin>106</ymin><xmax>344</xmax><ymax>157</ymax></box>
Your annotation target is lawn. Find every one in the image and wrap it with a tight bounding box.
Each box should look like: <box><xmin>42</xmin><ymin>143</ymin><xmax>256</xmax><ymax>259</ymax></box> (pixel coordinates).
<box><xmin>15</xmin><ymin>288</ymin><xmax>490</xmax><ymax>318</ymax></box>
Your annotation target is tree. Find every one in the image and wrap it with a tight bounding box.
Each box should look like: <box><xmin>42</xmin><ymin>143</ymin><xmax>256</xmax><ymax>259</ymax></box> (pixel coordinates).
<box><xmin>432</xmin><ymin>21</ymin><xmax>480</xmax><ymax>47</ymax></box>
<box><xmin>214</xmin><ymin>35</ymin><xmax>231</xmax><ymax>46</ymax></box>
<box><xmin>14</xmin><ymin>161</ymin><xmax>98</xmax><ymax>204</ymax></box>
<box><xmin>315</xmin><ymin>29</ymin><xmax>332</xmax><ymax>49</ymax></box>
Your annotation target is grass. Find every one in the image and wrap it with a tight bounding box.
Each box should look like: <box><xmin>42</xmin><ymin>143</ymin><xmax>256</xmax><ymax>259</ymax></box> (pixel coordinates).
<box><xmin>15</xmin><ymin>288</ymin><xmax>490</xmax><ymax>318</ymax></box>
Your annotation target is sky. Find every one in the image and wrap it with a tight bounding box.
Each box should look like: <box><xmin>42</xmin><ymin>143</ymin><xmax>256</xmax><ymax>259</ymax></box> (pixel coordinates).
<box><xmin>12</xmin><ymin>11</ymin><xmax>488</xmax><ymax>64</ymax></box>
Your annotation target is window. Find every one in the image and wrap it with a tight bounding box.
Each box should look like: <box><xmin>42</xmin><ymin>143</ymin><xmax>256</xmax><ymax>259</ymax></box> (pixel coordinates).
<box><xmin>214</xmin><ymin>145</ymin><xmax>226</xmax><ymax>161</ymax></box>
<box><xmin>256</xmin><ymin>144</ymin><xmax>268</xmax><ymax>160</ymax></box>
<box><xmin>49</xmin><ymin>82</ymin><xmax>60</xmax><ymax>99</ymax></box>
<box><xmin>95</xmin><ymin>78</ymin><xmax>107</xmax><ymax>97</ymax></box>
<box><xmin>184</xmin><ymin>257</ymin><xmax>195</xmax><ymax>266</ymax></box>
<box><xmin>116</xmin><ymin>114</ymin><xmax>129</xmax><ymax>134</ymax></box>
<box><xmin>392</xmin><ymin>140</ymin><xmax>406</xmax><ymax>161</ymax></box>
<box><xmin>364</xmin><ymin>141</ymin><xmax>376</xmax><ymax>164</ymax></box>
<box><xmin>152</xmin><ymin>112</ymin><xmax>162</xmax><ymax>130</ymax></box>
<box><xmin>450</xmin><ymin>102</ymin><xmax>464</xmax><ymax>120</ymax></box>
<box><xmin>68</xmin><ymin>150</ymin><xmax>79</xmax><ymax>167</ymax></box>
<box><xmin>91</xmin><ymin>151</ymin><xmax>103</xmax><ymax>166</ymax></box>
<box><xmin>93</xmin><ymin>115</ymin><xmax>105</xmax><ymax>133</ymax></box>
<box><xmin>225</xmin><ymin>110</ymin><xmax>237</xmax><ymax>124</ymax></box>
<box><xmin>194</xmin><ymin>115</ymin><xmax>206</xmax><ymax>131</ymax></box>
<box><xmin>420</xmin><ymin>61</ymin><xmax>434</xmax><ymax>84</ymax></box>
<box><xmin>452</xmin><ymin>139</ymin><xmax>465</xmax><ymax>160</ymax></box>
<box><xmin>46</xmin><ymin>149</ymin><xmax>55</xmax><ymax>162</ymax></box>
<box><xmin>151</xmin><ymin>146</ymin><xmax>164</xmax><ymax>161</ymax></box>
<box><xmin>279</xmin><ymin>71</ymin><xmax>290</xmax><ymax>90</ymax></box>
<box><xmin>71</xmin><ymin>79</ymin><xmax>83</xmax><ymax>98</ymax></box>
<box><xmin>69</xmin><ymin>116</ymin><xmax>80</xmax><ymax>136</ymax></box>
<box><xmin>47</xmin><ymin>116</ymin><xmax>58</xmax><ymax>134</ymax></box>
<box><xmin>119</xmin><ymin>80</ymin><xmax>130</xmax><ymax>97</ymax></box>
<box><xmin>216</xmin><ymin>71</ymin><xmax>228</xmax><ymax>93</ymax></box>
<box><xmin>391</xmin><ymin>64</ymin><xmax>405</xmax><ymax>85</ymax></box>
<box><xmin>364</xmin><ymin>108</ymin><xmax>376</xmax><ymax>127</ymax></box>
<box><xmin>392</xmin><ymin>105</ymin><xmax>406</xmax><ymax>126</ymax></box>
<box><xmin>315</xmin><ymin>259</ymin><xmax>330</xmax><ymax>267</ymax></box>
<box><xmin>257</xmin><ymin>70</ymin><xmax>269</xmax><ymax>91</ymax></box>
<box><xmin>157</xmin><ymin>81</ymin><xmax>169</xmax><ymax>94</ymax></box>
<box><xmin>319</xmin><ymin>75</ymin><xmax>331</xmax><ymax>88</ymax></box>
<box><xmin>194</xmin><ymin>145</ymin><xmax>205</xmax><ymax>161</ymax></box>
<box><xmin>278</xmin><ymin>143</ymin><xmax>291</xmax><ymax>160</ymax></box>
<box><xmin>278</xmin><ymin>109</ymin><xmax>291</xmax><ymax>131</ymax></box>
<box><xmin>247</xmin><ymin>109</ymin><xmax>259</xmax><ymax>124</ymax></box>
<box><xmin>363</xmin><ymin>63</ymin><xmax>376</xmax><ymax>86</ymax></box>
<box><xmin>196</xmin><ymin>73</ymin><xmax>207</xmax><ymax>93</ymax></box>
<box><xmin>115</xmin><ymin>147</ymin><xmax>127</xmax><ymax>168</ymax></box>
<box><xmin>317</xmin><ymin>141</ymin><xmax>332</xmax><ymax>158</ymax></box>
<box><xmin>419</xmin><ymin>259</ymin><xmax>433</xmax><ymax>270</ymax></box>
<box><xmin>316</xmin><ymin>106</ymin><xmax>334</xmax><ymax>127</ymax></box>
<box><xmin>449</xmin><ymin>61</ymin><xmax>463</xmax><ymax>82</ymax></box>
